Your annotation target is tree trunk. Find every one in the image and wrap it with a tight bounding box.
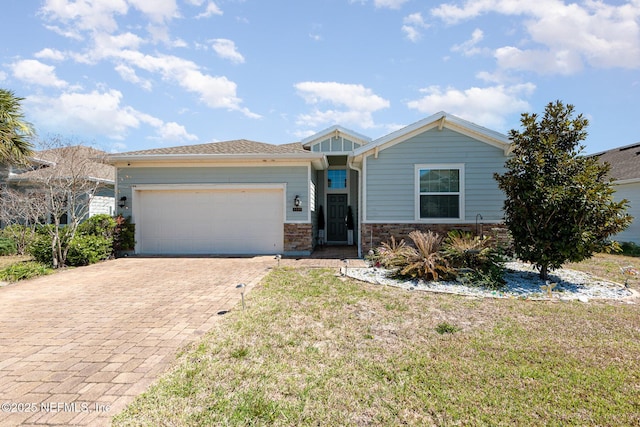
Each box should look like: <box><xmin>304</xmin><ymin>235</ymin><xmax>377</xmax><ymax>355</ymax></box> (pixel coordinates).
<box><xmin>51</xmin><ymin>234</ymin><xmax>59</xmax><ymax>269</ymax></box>
<box><xmin>539</xmin><ymin>264</ymin><xmax>549</xmax><ymax>280</ymax></box>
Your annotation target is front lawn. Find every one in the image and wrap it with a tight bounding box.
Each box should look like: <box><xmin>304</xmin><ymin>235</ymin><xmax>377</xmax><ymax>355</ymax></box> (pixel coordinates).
<box><xmin>566</xmin><ymin>253</ymin><xmax>640</xmax><ymax>291</ymax></box>
<box><xmin>113</xmin><ymin>261</ymin><xmax>640</xmax><ymax>426</ymax></box>
<box><xmin>0</xmin><ymin>255</ymin><xmax>53</xmax><ymax>283</ymax></box>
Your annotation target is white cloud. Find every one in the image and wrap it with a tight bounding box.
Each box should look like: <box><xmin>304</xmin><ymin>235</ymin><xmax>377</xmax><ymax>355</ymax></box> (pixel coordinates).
<box><xmin>87</xmin><ymin>46</ymin><xmax>257</xmax><ymax>117</ymax></box>
<box><xmin>25</xmin><ymin>89</ymin><xmax>197</xmax><ymax>143</ymax></box>
<box><xmin>127</xmin><ymin>0</ymin><xmax>178</xmax><ymax>23</ymax></box>
<box><xmin>37</xmin><ymin>0</ymin><xmax>257</xmax><ymax>121</ymax></box>
<box><xmin>39</xmin><ymin>0</ymin><xmax>128</xmax><ymax>33</ymax></box>
<box><xmin>452</xmin><ymin>28</ymin><xmax>485</xmax><ymax>56</ymax></box>
<box><xmin>114</xmin><ymin>64</ymin><xmax>153</xmax><ymax>90</ymax></box>
<box><xmin>11</xmin><ymin>59</ymin><xmax>68</xmax><ymax>88</ymax></box>
<box><xmin>34</xmin><ymin>48</ymin><xmax>66</xmax><ymax>61</ymax></box>
<box><xmin>495</xmin><ymin>46</ymin><xmax>583</xmax><ymax>75</ymax></box>
<box><xmin>211</xmin><ymin>39</ymin><xmax>245</xmax><ymax>64</ymax></box>
<box><xmin>153</xmin><ymin>122</ymin><xmax>199</xmax><ymax>142</ymax></box>
<box><xmin>402</xmin><ymin>13</ymin><xmax>429</xmax><ymax>42</ymax></box>
<box><xmin>26</xmin><ymin>89</ymin><xmax>144</xmax><ymax>139</ymax></box>
<box><xmin>407</xmin><ymin>84</ymin><xmax>536</xmax><ymax>130</ymax></box>
<box><xmin>295</xmin><ymin>81</ymin><xmax>389</xmax><ymax>128</ymax></box>
<box><xmin>431</xmin><ymin>0</ymin><xmax>640</xmax><ymax>73</ymax></box>
<box><xmin>0</xmin><ymin>71</ymin><xmax>6</xmax><ymax>81</ymax></box>
<box><xmin>196</xmin><ymin>2</ymin><xmax>223</xmax><ymax>18</ymax></box>
<box><xmin>374</xmin><ymin>0</ymin><xmax>409</xmax><ymax>9</ymax></box>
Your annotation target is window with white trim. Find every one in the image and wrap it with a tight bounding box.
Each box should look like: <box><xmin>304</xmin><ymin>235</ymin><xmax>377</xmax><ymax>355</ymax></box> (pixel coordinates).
<box><xmin>416</xmin><ymin>164</ymin><xmax>464</xmax><ymax>219</ymax></box>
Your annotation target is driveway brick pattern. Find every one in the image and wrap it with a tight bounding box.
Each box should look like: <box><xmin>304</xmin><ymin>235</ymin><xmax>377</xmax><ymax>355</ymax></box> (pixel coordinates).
<box><xmin>0</xmin><ymin>257</ymin><xmax>273</xmax><ymax>426</ymax></box>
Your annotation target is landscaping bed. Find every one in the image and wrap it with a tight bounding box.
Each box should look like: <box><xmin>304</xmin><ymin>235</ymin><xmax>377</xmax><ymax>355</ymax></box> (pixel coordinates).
<box><xmin>346</xmin><ymin>261</ymin><xmax>636</xmax><ymax>301</ymax></box>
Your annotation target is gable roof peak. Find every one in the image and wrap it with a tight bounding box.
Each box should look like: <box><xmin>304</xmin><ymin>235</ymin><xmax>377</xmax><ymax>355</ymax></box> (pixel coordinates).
<box><xmin>352</xmin><ymin>111</ymin><xmax>510</xmax><ymax>158</ymax></box>
<box><xmin>301</xmin><ymin>125</ymin><xmax>372</xmax><ymax>147</ymax></box>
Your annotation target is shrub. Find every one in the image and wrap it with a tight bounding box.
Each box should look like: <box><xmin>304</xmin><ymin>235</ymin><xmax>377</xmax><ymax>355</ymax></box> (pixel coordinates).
<box><xmin>28</xmin><ymin>227</ymin><xmax>112</xmax><ymax>267</ymax></box>
<box><xmin>620</xmin><ymin>242</ymin><xmax>640</xmax><ymax>257</ymax></box>
<box><xmin>0</xmin><ymin>237</ymin><xmax>17</xmax><ymax>256</ymax></box>
<box><xmin>372</xmin><ymin>235</ymin><xmax>412</xmax><ymax>269</ymax></box>
<box><xmin>0</xmin><ymin>261</ymin><xmax>53</xmax><ymax>282</ymax></box>
<box><xmin>0</xmin><ymin>224</ymin><xmax>36</xmax><ymax>255</ymax></box>
<box><xmin>78</xmin><ymin>214</ymin><xmax>117</xmax><ymax>239</ymax></box>
<box><xmin>443</xmin><ymin>230</ymin><xmax>505</xmax><ymax>290</ymax></box>
<box><xmin>28</xmin><ymin>229</ymin><xmax>59</xmax><ymax>265</ymax></box>
<box><xmin>398</xmin><ymin>231</ymin><xmax>454</xmax><ymax>281</ymax></box>
<box><xmin>113</xmin><ymin>215</ymin><xmax>135</xmax><ymax>253</ymax></box>
<box><xmin>66</xmin><ymin>234</ymin><xmax>113</xmax><ymax>266</ymax></box>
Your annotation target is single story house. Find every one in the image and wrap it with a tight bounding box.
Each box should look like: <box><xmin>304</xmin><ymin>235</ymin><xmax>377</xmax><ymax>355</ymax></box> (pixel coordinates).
<box><xmin>107</xmin><ymin>112</ymin><xmax>512</xmax><ymax>257</ymax></box>
<box><xmin>592</xmin><ymin>142</ymin><xmax>640</xmax><ymax>244</ymax></box>
<box><xmin>1</xmin><ymin>146</ymin><xmax>115</xmax><ymax>226</ymax></box>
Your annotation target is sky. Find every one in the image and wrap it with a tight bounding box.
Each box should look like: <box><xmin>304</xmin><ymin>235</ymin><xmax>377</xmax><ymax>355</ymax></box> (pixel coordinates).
<box><xmin>1</xmin><ymin>0</ymin><xmax>639</xmax><ymax>155</ymax></box>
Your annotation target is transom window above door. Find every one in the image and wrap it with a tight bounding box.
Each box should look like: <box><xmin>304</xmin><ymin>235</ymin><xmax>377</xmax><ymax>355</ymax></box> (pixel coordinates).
<box><xmin>327</xmin><ymin>169</ymin><xmax>347</xmax><ymax>190</ymax></box>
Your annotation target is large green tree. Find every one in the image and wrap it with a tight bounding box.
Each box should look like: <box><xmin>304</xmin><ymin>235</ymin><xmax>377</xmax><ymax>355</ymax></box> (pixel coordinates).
<box><xmin>495</xmin><ymin>101</ymin><xmax>632</xmax><ymax>279</ymax></box>
<box><xmin>0</xmin><ymin>89</ymin><xmax>35</xmax><ymax>163</ymax></box>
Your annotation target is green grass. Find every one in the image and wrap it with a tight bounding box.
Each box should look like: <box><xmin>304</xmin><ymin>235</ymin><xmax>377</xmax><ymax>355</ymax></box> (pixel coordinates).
<box><xmin>0</xmin><ymin>255</ymin><xmax>32</xmax><ymax>270</ymax></box>
<box><xmin>113</xmin><ymin>265</ymin><xmax>640</xmax><ymax>426</ymax></box>
<box><xmin>0</xmin><ymin>260</ymin><xmax>54</xmax><ymax>282</ymax></box>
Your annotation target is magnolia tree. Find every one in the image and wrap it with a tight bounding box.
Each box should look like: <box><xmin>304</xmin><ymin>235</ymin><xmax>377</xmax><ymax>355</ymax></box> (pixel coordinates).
<box><xmin>2</xmin><ymin>139</ymin><xmax>111</xmax><ymax>267</ymax></box>
<box><xmin>494</xmin><ymin>101</ymin><xmax>632</xmax><ymax>280</ymax></box>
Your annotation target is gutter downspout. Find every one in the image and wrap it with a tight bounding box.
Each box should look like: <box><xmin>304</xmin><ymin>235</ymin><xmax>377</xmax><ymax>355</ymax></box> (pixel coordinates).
<box><xmin>348</xmin><ymin>156</ymin><xmax>363</xmax><ymax>258</ymax></box>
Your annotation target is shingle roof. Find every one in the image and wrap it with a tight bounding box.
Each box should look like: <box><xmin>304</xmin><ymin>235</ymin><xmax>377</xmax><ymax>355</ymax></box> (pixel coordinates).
<box><xmin>117</xmin><ymin>139</ymin><xmax>308</xmax><ymax>156</ymax></box>
<box><xmin>8</xmin><ymin>146</ymin><xmax>115</xmax><ymax>183</ymax></box>
<box><xmin>591</xmin><ymin>142</ymin><xmax>640</xmax><ymax>181</ymax></box>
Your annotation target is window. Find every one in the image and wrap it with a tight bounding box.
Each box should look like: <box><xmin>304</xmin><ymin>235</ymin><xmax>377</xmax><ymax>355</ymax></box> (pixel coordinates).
<box><xmin>327</xmin><ymin>169</ymin><xmax>347</xmax><ymax>190</ymax></box>
<box><xmin>416</xmin><ymin>164</ymin><xmax>464</xmax><ymax>220</ymax></box>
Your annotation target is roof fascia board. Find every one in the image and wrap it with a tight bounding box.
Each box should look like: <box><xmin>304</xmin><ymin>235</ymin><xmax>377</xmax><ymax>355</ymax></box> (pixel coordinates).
<box><xmin>107</xmin><ymin>152</ymin><xmax>325</xmax><ymax>163</ymax></box>
<box><xmin>7</xmin><ymin>175</ymin><xmax>115</xmax><ymax>185</ymax></box>
<box><xmin>111</xmin><ymin>157</ymin><xmax>329</xmax><ymax>170</ymax></box>
<box><xmin>613</xmin><ymin>178</ymin><xmax>640</xmax><ymax>185</ymax></box>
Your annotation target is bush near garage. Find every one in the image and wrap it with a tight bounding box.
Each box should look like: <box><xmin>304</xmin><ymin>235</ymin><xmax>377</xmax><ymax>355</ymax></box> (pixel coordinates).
<box><xmin>28</xmin><ymin>218</ymin><xmax>115</xmax><ymax>268</ymax></box>
<box><xmin>0</xmin><ymin>225</ymin><xmax>35</xmax><ymax>255</ymax></box>
<box><xmin>113</xmin><ymin>215</ymin><xmax>135</xmax><ymax>253</ymax></box>
<box><xmin>0</xmin><ymin>237</ymin><xmax>17</xmax><ymax>256</ymax></box>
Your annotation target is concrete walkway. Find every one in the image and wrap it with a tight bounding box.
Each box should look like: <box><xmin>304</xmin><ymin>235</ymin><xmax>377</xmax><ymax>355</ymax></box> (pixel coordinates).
<box><xmin>0</xmin><ymin>257</ymin><xmax>274</xmax><ymax>426</ymax></box>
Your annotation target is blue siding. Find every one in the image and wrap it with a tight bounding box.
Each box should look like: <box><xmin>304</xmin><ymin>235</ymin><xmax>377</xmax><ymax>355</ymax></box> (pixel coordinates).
<box><xmin>117</xmin><ymin>165</ymin><xmax>309</xmax><ymax>222</ymax></box>
<box><xmin>365</xmin><ymin>128</ymin><xmax>508</xmax><ymax>222</ymax></box>
<box><xmin>613</xmin><ymin>182</ymin><xmax>640</xmax><ymax>244</ymax></box>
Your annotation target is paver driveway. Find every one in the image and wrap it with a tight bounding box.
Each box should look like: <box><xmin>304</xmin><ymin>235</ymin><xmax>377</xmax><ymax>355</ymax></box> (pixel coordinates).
<box><xmin>0</xmin><ymin>257</ymin><xmax>273</xmax><ymax>426</ymax></box>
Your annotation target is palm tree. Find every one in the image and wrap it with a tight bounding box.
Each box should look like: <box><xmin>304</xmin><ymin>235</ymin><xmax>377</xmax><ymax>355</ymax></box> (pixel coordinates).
<box><xmin>0</xmin><ymin>89</ymin><xmax>35</xmax><ymax>164</ymax></box>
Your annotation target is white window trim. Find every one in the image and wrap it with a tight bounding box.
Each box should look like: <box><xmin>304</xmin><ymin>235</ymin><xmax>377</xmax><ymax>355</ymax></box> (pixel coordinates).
<box><xmin>414</xmin><ymin>163</ymin><xmax>465</xmax><ymax>222</ymax></box>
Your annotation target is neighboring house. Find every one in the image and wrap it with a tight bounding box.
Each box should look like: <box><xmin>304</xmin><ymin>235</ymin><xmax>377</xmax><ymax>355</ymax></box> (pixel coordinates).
<box><xmin>591</xmin><ymin>142</ymin><xmax>640</xmax><ymax>244</ymax></box>
<box><xmin>107</xmin><ymin>112</ymin><xmax>512</xmax><ymax>257</ymax></box>
<box><xmin>0</xmin><ymin>146</ymin><xmax>115</xmax><ymax>226</ymax></box>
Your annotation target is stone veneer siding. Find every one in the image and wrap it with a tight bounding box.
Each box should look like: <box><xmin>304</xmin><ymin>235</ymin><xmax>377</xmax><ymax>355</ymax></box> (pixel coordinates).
<box><xmin>284</xmin><ymin>223</ymin><xmax>314</xmax><ymax>254</ymax></box>
<box><xmin>360</xmin><ymin>223</ymin><xmax>510</xmax><ymax>254</ymax></box>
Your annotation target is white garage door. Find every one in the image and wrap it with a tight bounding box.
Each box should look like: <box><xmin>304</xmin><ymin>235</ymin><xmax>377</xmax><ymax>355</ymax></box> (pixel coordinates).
<box><xmin>136</xmin><ymin>188</ymin><xmax>284</xmax><ymax>254</ymax></box>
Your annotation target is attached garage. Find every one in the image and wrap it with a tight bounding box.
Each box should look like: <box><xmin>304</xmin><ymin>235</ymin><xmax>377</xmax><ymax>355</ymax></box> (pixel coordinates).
<box><xmin>134</xmin><ymin>185</ymin><xmax>284</xmax><ymax>255</ymax></box>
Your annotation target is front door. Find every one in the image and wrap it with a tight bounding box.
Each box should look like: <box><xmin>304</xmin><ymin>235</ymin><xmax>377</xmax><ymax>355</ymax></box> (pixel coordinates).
<box><xmin>327</xmin><ymin>194</ymin><xmax>348</xmax><ymax>242</ymax></box>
